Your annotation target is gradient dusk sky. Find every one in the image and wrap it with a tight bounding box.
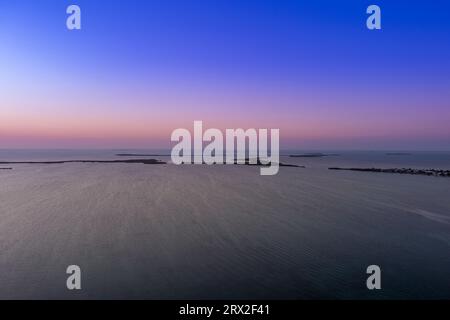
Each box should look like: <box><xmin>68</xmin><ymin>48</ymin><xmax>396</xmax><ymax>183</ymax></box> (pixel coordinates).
<box><xmin>1</xmin><ymin>0</ymin><xmax>449</xmax><ymax>150</ymax></box>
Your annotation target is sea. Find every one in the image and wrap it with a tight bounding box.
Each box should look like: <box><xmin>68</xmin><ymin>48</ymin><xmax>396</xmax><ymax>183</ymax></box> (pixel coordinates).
<box><xmin>0</xmin><ymin>149</ymin><xmax>449</xmax><ymax>299</ymax></box>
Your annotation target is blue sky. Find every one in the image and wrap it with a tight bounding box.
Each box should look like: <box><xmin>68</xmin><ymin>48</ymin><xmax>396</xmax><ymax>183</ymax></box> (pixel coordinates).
<box><xmin>1</xmin><ymin>0</ymin><xmax>450</xmax><ymax>149</ymax></box>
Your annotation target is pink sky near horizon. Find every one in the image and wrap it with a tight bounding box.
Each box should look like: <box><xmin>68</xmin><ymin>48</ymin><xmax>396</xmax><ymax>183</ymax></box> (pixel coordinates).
<box><xmin>2</xmin><ymin>102</ymin><xmax>450</xmax><ymax>150</ymax></box>
<box><xmin>2</xmin><ymin>75</ymin><xmax>450</xmax><ymax>150</ymax></box>
<box><xmin>2</xmin><ymin>46</ymin><xmax>450</xmax><ymax>151</ymax></box>
<box><xmin>2</xmin><ymin>55</ymin><xmax>449</xmax><ymax>150</ymax></box>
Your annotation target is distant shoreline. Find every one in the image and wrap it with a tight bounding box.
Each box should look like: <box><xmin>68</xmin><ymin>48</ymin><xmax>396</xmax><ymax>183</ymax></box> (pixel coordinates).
<box><xmin>289</xmin><ymin>153</ymin><xmax>340</xmax><ymax>158</ymax></box>
<box><xmin>116</xmin><ymin>153</ymin><xmax>171</xmax><ymax>157</ymax></box>
<box><xmin>0</xmin><ymin>159</ymin><xmax>166</xmax><ymax>165</ymax></box>
<box><xmin>329</xmin><ymin>167</ymin><xmax>450</xmax><ymax>177</ymax></box>
<box><xmin>0</xmin><ymin>158</ymin><xmax>302</xmax><ymax>168</ymax></box>
<box><xmin>179</xmin><ymin>159</ymin><xmax>304</xmax><ymax>168</ymax></box>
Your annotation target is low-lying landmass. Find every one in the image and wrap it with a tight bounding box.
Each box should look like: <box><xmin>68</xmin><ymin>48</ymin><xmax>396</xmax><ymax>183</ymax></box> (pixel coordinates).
<box><xmin>0</xmin><ymin>159</ymin><xmax>166</xmax><ymax>165</ymax></box>
<box><xmin>0</xmin><ymin>158</ymin><xmax>302</xmax><ymax>168</ymax></box>
<box><xmin>386</xmin><ymin>152</ymin><xmax>412</xmax><ymax>156</ymax></box>
<box><xmin>181</xmin><ymin>158</ymin><xmax>303</xmax><ymax>167</ymax></box>
<box><xmin>0</xmin><ymin>167</ymin><xmax>13</xmax><ymax>170</ymax></box>
<box><xmin>289</xmin><ymin>153</ymin><xmax>339</xmax><ymax>158</ymax></box>
<box><xmin>329</xmin><ymin>167</ymin><xmax>450</xmax><ymax>177</ymax></box>
<box><xmin>117</xmin><ymin>154</ymin><xmax>303</xmax><ymax>168</ymax></box>
<box><xmin>116</xmin><ymin>153</ymin><xmax>170</xmax><ymax>157</ymax></box>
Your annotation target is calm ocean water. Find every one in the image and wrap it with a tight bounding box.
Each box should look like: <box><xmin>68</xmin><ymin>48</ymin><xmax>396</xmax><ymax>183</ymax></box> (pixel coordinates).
<box><xmin>1</xmin><ymin>149</ymin><xmax>450</xmax><ymax>299</ymax></box>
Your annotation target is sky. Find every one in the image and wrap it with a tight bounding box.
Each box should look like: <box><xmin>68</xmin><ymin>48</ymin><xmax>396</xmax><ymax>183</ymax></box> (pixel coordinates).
<box><xmin>1</xmin><ymin>0</ymin><xmax>449</xmax><ymax>150</ymax></box>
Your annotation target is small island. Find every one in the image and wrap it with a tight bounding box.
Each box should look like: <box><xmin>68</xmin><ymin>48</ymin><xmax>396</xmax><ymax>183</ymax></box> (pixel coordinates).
<box><xmin>289</xmin><ymin>153</ymin><xmax>339</xmax><ymax>158</ymax></box>
<box><xmin>116</xmin><ymin>153</ymin><xmax>170</xmax><ymax>157</ymax></box>
<box><xmin>180</xmin><ymin>158</ymin><xmax>304</xmax><ymax>168</ymax></box>
<box><xmin>0</xmin><ymin>158</ymin><xmax>303</xmax><ymax>168</ymax></box>
<box><xmin>0</xmin><ymin>159</ymin><xmax>166</xmax><ymax>165</ymax></box>
<box><xmin>329</xmin><ymin>167</ymin><xmax>450</xmax><ymax>177</ymax></box>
